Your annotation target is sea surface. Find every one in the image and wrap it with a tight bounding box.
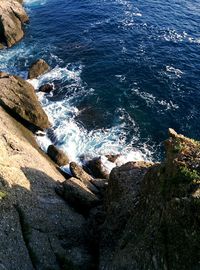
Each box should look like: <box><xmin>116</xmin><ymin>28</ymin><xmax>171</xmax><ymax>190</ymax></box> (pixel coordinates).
<box><xmin>0</xmin><ymin>0</ymin><xmax>200</xmax><ymax>163</ymax></box>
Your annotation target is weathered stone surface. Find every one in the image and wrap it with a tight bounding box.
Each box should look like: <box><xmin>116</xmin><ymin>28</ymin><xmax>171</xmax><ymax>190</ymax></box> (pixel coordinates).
<box><xmin>47</xmin><ymin>144</ymin><xmax>69</xmax><ymax>166</ymax></box>
<box><xmin>28</xmin><ymin>59</ymin><xmax>50</xmax><ymax>79</ymax></box>
<box><xmin>0</xmin><ymin>107</ymin><xmax>93</xmax><ymax>270</ymax></box>
<box><xmin>91</xmin><ymin>179</ymin><xmax>108</xmax><ymax>195</ymax></box>
<box><xmin>100</xmin><ymin>130</ymin><xmax>200</xmax><ymax>270</ymax></box>
<box><xmin>70</xmin><ymin>162</ymin><xmax>93</xmax><ymax>182</ymax></box>
<box><xmin>99</xmin><ymin>161</ymin><xmax>153</xmax><ymax>269</ymax></box>
<box><xmin>0</xmin><ymin>72</ymin><xmax>50</xmax><ymax>130</ymax></box>
<box><xmin>70</xmin><ymin>162</ymin><xmax>99</xmax><ymax>194</ymax></box>
<box><xmin>62</xmin><ymin>177</ymin><xmax>100</xmax><ymax>213</ymax></box>
<box><xmin>0</xmin><ymin>0</ymin><xmax>29</xmax><ymax>48</ymax></box>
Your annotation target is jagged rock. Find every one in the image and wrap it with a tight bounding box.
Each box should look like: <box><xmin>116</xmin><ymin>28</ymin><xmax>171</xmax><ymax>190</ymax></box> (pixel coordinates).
<box><xmin>70</xmin><ymin>162</ymin><xmax>99</xmax><ymax>194</ymax></box>
<box><xmin>28</xmin><ymin>59</ymin><xmax>50</xmax><ymax>79</ymax></box>
<box><xmin>0</xmin><ymin>107</ymin><xmax>94</xmax><ymax>270</ymax></box>
<box><xmin>39</xmin><ymin>83</ymin><xmax>53</xmax><ymax>93</ymax></box>
<box><xmin>91</xmin><ymin>179</ymin><xmax>108</xmax><ymax>195</ymax></box>
<box><xmin>47</xmin><ymin>145</ymin><xmax>69</xmax><ymax>166</ymax></box>
<box><xmin>0</xmin><ymin>0</ymin><xmax>29</xmax><ymax>48</ymax></box>
<box><xmin>87</xmin><ymin>157</ymin><xmax>110</xmax><ymax>179</ymax></box>
<box><xmin>62</xmin><ymin>177</ymin><xmax>100</xmax><ymax>213</ymax></box>
<box><xmin>0</xmin><ymin>72</ymin><xmax>50</xmax><ymax>130</ymax></box>
<box><xmin>70</xmin><ymin>162</ymin><xmax>93</xmax><ymax>182</ymax></box>
<box><xmin>100</xmin><ymin>130</ymin><xmax>200</xmax><ymax>270</ymax></box>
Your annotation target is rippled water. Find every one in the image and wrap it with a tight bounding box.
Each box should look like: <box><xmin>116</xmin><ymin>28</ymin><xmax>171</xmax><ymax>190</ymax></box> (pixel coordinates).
<box><xmin>0</xmin><ymin>0</ymin><xmax>200</xmax><ymax>162</ymax></box>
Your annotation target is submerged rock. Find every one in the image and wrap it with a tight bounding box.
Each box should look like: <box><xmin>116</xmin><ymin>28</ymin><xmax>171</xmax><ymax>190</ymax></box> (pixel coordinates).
<box><xmin>28</xmin><ymin>59</ymin><xmax>50</xmax><ymax>79</ymax></box>
<box><xmin>100</xmin><ymin>130</ymin><xmax>200</xmax><ymax>270</ymax></box>
<box><xmin>0</xmin><ymin>72</ymin><xmax>50</xmax><ymax>130</ymax></box>
<box><xmin>47</xmin><ymin>145</ymin><xmax>69</xmax><ymax>166</ymax></box>
<box><xmin>0</xmin><ymin>0</ymin><xmax>29</xmax><ymax>48</ymax></box>
<box><xmin>39</xmin><ymin>83</ymin><xmax>53</xmax><ymax>93</ymax></box>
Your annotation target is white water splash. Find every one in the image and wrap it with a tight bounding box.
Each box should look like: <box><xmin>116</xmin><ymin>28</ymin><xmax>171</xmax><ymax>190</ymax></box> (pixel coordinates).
<box><xmin>28</xmin><ymin>64</ymin><xmax>153</xmax><ymax>163</ymax></box>
<box><xmin>24</xmin><ymin>0</ymin><xmax>47</xmax><ymax>6</ymax></box>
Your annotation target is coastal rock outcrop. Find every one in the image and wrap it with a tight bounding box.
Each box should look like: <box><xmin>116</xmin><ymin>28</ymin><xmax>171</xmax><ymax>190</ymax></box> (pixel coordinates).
<box><xmin>0</xmin><ymin>0</ymin><xmax>29</xmax><ymax>48</ymax></box>
<box><xmin>0</xmin><ymin>107</ymin><xmax>94</xmax><ymax>270</ymax></box>
<box><xmin>28</xmin><ymin>59</ymin><xmax>50</xmax><ymax>79</ymax></box>
<box><xmin>99</xmin><ymin>129</ymin><xmax>200</xmax><ymax>270</ymax></box>
<box><xmin>47</xmin><ymin>144</ymin><xmax>69</xmax><ymax>166</ymax></box>
<box><xmin>0</xmin><ymin>72</ymin><xmax>50</xmax><ymax>130</ymax></box>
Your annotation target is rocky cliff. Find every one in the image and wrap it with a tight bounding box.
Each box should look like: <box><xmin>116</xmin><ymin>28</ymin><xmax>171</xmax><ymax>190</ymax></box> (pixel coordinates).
<box><xmin>99</xmin><ymin>129</ymin><xmax>200</xmax><ymax>270</ymax></box>
<box><xmin>0</xmin><ymin>106</ymin><xmax>97</xmax><ymax>269</ymax></box>
<box><xmin>0</xmin><ymin>1</ymin><xmax>199</xmax><ymax>269</ymax></box>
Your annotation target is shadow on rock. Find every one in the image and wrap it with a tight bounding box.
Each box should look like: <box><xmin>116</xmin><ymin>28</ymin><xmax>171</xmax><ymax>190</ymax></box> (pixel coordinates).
<box><xmin>0</xmin><ymin>167</ymin><xmax>98</xmax><ymax>270</ymax></box>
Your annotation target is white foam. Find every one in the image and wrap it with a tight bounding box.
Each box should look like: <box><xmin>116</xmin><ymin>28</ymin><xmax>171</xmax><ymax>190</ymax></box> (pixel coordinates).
<box><xmin>24</xmin><ymin>0</ymin><xmax>47</xmax><ymax>6</ymax></box>
<box><xmin>166</xmin><ymin>66</ymin><xmax>183</xmax><ymax>78</ymax></box>
<box><xmin>29</xmin><ymin>64</ymin><xmax>153</xmax><ymax>164</ymax></box>
<box><xmin>188</xmin><ymin>37</ymin><xmax>200</xmax><ymax>44</ymax></box>
<box><xmin>132</xmin><ymin>87</ymin><xmax>179</xmax><ymax>111</ymax></box>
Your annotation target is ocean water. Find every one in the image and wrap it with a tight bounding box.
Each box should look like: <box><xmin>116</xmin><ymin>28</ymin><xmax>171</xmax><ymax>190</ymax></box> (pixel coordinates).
<box><xmin>0</xmin><ymin>0</ymin><xmax>200</xmax><ymax>163</ymax></box>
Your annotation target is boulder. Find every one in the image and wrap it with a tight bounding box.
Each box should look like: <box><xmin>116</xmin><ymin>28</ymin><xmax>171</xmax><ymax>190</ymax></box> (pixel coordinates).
<box><xmin>47</xmin><ymin>145</ymin><xmax>69</xmax><ymax>166</ymax></box>
<box><xmin>0</xmin><ymin>72</ymin><xmax>50</xmax><ymax>130</ymax></box>
<box><xmin>87</xmin><ymin>157</ymin><xmax>110</xmax><ymax>179</ymax></box>
<box><xmin>62</xmin><ymin>177</ymin><xmax>100</xmax><ymax>214</ymax></box>
<box><xmin>0</xmin><ymin>0</ymin><xmax>29</xmax><ymax>48</ymax></box>
<box><xmin>70</xmin><ymin>162</ymin><xmax>93</xmax><ymax>182</ymax></box>
<box><xmin>100</xmin><ymin>130</ymin><xmax>200</xmax><ymax>270</ymax></box>
<box><xmin>70</xmin><ymin>162</ymin><xmax>99</xmax><ymax>194</ymax></box>
<box><xmin>28</xmin><ymin>59</ymin><xmax>50</xmax><ymax>79</ymax></box>
<box><xmin>39</xmin><ymin>83</ymin><xmax>53</xmax><ymax>93</ymax></box>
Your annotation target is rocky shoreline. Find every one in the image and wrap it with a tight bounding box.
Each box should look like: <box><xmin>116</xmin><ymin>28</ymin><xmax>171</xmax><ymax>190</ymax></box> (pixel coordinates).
<box><xmin>0</xmin><ymin>1</ymin><xmax>199</xmax><ymax>269</ymax></box>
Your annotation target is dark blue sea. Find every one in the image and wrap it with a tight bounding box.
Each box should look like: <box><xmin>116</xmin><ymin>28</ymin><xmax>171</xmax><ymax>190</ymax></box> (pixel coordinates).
<box><xmin>1</xmin><ymin>0</ymin><xmax>200</xmax><ymax>163</ymax></box>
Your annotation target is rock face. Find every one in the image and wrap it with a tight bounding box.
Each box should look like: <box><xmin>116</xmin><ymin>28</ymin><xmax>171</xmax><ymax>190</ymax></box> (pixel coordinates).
<box><xmin>0</xmin><ymin>107</ymin><xmax>94</xmax><ymax>270</ymax></box>
<box><xmin>62</xmin><ymin>177</ymin><xmax>100</xmax><ymax>214</ymax></box>
<box><xmin>28</xmin><ymin>59</ymin><xmax>50</xmax><ymax>79</ymax></box>
<box><xmin>0</xmin><ymin>0</ymin><xmax>29</xmax><ymax>48</ymax></box>
<box><xmin>47</xmin><ymin>145</ymin><xmax>69</xmax><ymax>166</ymax></box>
<box><xmin>0</xmin><ymin>72</ymin><xmax>50</xmax><ymax>130</ymax></box>
<box><xmin>100</xmin><ymin>130</ymin><xmax>200</xmax><ymax>270</ymax></box>
<box><xmin>70</xmin><ymin>162</ymin><xmax>99</xmax><ymax>194</ymax></box>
